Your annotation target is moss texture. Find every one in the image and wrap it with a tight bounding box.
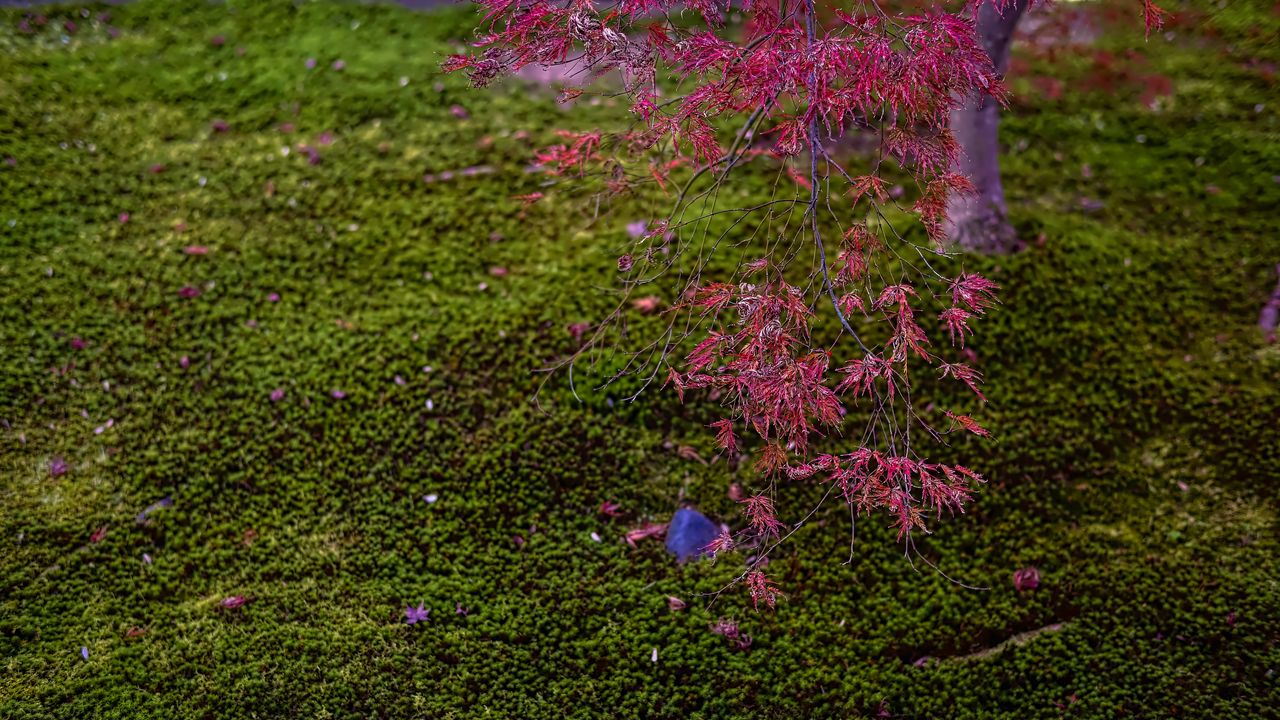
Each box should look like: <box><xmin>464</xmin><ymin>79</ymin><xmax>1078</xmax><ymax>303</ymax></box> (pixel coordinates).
<box><xmin>1</xmin><ymin>1</ymin><xmax>1278</xmax><ymax>717</ymax></box>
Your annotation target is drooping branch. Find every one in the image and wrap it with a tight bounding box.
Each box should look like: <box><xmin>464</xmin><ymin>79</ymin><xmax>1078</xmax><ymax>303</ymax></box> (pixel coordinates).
<box><xmin>446</xmin><ymin>0</ymin><xmax>1166</xmax><ymax>603</ymax></box>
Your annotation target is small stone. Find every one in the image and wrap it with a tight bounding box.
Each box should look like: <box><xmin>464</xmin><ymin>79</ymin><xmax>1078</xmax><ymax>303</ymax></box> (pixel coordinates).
<box><xmin>1078</xmin><ymin>197</ymin><xmax>1105</xmax><ymax>213</ymax></box>
<box><xmin>665</xmin><ymin>507</ymin><xmax>719</xmax><ymax>562</ymax></box>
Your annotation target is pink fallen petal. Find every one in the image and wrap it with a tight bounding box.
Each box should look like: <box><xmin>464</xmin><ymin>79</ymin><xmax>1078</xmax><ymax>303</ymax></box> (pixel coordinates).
<box><xmin>118</xmin><ymin>213</ymin><xmax>130</xmax><ymax>224</ymax></box>
<box><xmin>270</xmin><ymin>388</ymin><xmax>285</xmax><ymax>402</ymax></box>
<box><xmin>179</xmin><ymin>355</ymin><xmax>190</xmax><ymax>369</ymax></box>
<box><xmin>178</xmin><ymin>286</ymin><xmax>201</xmax><ymax>299</ymax></box>
<box><xmin>567</xmin><ymin>322</ymin><xmax>589</xmax><ymax>344</ymax></box>
<box><xmin>183</xmin><ymin>246</ymin><xmax>209</xmax><ymax>255</ymax></box>
<box><xmin>1012</xmin><ymin>566</ymin><xmax>1040</xmax><ymax>592</ymax></box>
<box><xmin>267</xmin><ymin>293</ymin><xmax>280</xmax><ymax>302</ymax></box>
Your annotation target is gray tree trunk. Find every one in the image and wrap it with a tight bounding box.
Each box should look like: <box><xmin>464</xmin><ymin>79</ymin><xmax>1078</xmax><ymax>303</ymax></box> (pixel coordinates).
<box><xmin>946</xmin><ymin>0</ymin><xmax>1030</xmax><ymax>254</ymax></box>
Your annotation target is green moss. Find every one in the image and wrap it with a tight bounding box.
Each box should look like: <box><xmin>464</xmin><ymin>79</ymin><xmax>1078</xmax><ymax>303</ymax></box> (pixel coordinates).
<box><xmin>1</xmin><ymin>1</ymin><xmax>1277</xmax><ymax>718</ymax></box>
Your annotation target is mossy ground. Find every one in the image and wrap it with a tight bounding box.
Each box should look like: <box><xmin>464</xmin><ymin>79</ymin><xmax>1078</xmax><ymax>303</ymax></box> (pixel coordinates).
<box><xmin>1</xmin><ymin>1</ymin><xmax>1277</xmax><ymax>718</ymax></box>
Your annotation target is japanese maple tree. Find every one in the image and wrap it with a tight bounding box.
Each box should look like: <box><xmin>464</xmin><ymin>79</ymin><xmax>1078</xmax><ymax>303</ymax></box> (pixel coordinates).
<box><xmin>445</xmin><ymin>0</ymin><xmax>1162</xmax><ymax>607</ymax></box>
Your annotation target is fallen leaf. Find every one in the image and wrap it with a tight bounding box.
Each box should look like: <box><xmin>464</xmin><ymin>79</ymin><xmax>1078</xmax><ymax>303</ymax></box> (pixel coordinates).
<box><xmin>404</xmin><ymin>602</ymin><xmax>429</xmax><ymax>625</ymax></box>
<box><xmin>624</xmin><ymin>522</ymin><xmax>667</xmax><ymax>548</ymax></box>
<box><xmin>632</xmin><ymin>296</ymin><xmax>662</xmax><ymax>314</ymax></box>
<box><xmin>1012</xmin><ymin>566</ymin><xmax>1040</xmax><ymax>592</ymax></box>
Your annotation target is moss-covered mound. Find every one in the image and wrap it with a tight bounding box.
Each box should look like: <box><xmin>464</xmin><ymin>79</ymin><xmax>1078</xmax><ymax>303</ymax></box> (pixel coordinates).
<box><xmin>1</xmin><ymin>1</ymin><xmax>1277</xmax><ymax>717</ymax></box>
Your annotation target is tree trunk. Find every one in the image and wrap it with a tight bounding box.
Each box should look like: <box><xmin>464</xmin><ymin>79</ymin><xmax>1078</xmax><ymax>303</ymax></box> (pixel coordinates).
<box><xmin>946</xmin><ymin>0</ymin><xmax>1030</xmax><ymax>254</ymax></box>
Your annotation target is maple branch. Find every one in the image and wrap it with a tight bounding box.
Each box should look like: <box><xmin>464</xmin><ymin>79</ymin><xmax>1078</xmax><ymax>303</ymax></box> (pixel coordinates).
<box><xmin>803</xmin><ymin>0</ymin><xmax>869</xmax><ymax>354</ymax></box>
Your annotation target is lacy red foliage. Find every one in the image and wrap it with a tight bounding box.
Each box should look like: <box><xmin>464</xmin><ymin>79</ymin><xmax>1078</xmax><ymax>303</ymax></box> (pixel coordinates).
<box><xmin>446</xmin><ymin>0</ymin><xmax>1161</xmax><ymax>605</ymax></box>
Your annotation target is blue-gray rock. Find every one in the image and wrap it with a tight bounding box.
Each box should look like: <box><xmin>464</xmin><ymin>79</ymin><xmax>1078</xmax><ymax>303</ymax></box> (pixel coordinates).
<box><xmin>665</xmin><ymin>507</ymin><xmax>719</xmax><ymax>562</ymax></box>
